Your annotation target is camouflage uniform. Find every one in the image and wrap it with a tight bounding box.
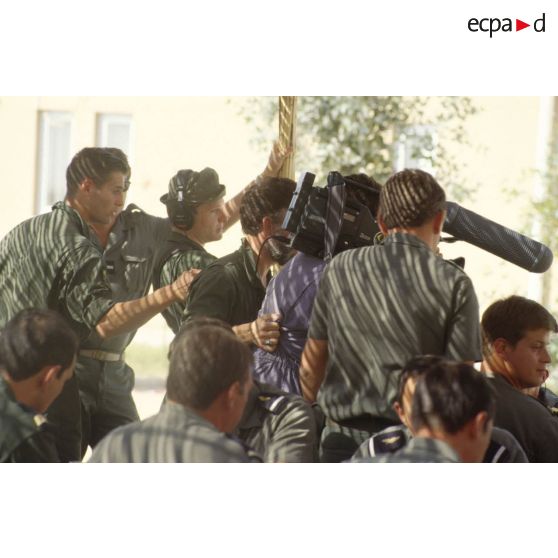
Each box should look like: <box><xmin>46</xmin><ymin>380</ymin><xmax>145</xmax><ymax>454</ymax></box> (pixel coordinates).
<box><xmin>89</xmin><ymin>400</ymin><xmax>258</xmax><ymax>463</ymax></box>
<box><xmin>0</xmin><ymin>202</ymin><xmax>114</xmax><ymax>461</ymax></box>
<box><xmin>153</xmin><ymin>230</ymin><xmax>217</xmax><ymax>334</ymax></box>
<box><xmin>0</xmin><ymin>377</ymin><xmax>59</xmax><ymax>463</ymax></box>
<box><xmin>352</xmin><ymin>424</ymin><xmax>528</xmax><ymax>463</ymax></box>
<box><xmin>352</xmin><ymin>437</ymin><xmax>461</xmax><ymax>463</ymax></box>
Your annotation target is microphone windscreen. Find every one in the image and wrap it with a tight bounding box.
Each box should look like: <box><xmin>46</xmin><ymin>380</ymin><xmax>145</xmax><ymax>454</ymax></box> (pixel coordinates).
<box><xmin>443</xmin><ymin>202</ymin><xmax>553</xmax><ymax>273</ymax></box>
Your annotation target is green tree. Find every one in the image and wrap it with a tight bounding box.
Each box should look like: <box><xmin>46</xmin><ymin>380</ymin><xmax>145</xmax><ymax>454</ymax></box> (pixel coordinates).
<box><xmin>240</xmin><ymin>96</ymin><xmax>478</xmax><ymax>202</ymax></box>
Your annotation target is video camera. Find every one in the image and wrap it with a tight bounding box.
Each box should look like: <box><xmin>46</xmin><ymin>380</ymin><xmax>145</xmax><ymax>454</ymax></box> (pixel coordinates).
<box><xmin>281</xmin><ymin>171</ymin><xmax>381</xmax><ymax>260</ymax></box>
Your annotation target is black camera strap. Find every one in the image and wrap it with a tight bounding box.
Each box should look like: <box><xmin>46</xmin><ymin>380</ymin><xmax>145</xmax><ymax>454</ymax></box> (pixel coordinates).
<box><xmin>323</xmin><ymin>182</ymin><xmax>346</xmax><ymax>263</ymax></box>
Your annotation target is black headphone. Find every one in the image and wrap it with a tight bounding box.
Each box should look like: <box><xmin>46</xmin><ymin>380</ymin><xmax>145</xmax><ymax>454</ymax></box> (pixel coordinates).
<box><xmin>167</xmin><ymin>170</ymin><xmax>197</xmax><ymax>230</ymax></box>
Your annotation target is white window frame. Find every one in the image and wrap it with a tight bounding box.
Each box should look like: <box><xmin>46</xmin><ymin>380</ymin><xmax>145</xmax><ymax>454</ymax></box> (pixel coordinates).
<box><xmin>36</xmin><ymin>111</ymin><xmax>73</xmax><ymax>214</ymax></box>
<box><xmin>96</xmin><ymin>113</ymin><xmax>134</xmax><ymax>163</ymax></box>
<box><xmin>394</xmin><ymin>124</ymin><xmax>437</xmax><ymax>174</ymax></box>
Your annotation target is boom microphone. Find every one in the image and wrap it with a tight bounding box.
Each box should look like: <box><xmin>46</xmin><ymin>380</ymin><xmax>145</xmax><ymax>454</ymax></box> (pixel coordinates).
<box><xmin>443</xmin><ymin>202</ymin><xmax>553</xmax><ymax>273</ymax></box>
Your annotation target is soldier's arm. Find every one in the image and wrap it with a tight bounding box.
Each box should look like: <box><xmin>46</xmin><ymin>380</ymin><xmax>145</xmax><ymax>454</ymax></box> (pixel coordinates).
<box><xmin>95</xmin><ymin>269</ymin><xmax>199</xmax><ymax>339</ymax></box>
<box><xmin>222</xmin><ymin>141</ymin><xmax>290</xmax><ymax>230</ymax></box>
<box><xmin>299</xmin><ymin>338</ymin><xmax>328</xmax><ymax>403</ymax></box>
<box><xmin>181</xmin><ymin>265</ymin><xmax>235</xmax><ymax>327</ymax></box>
<box><xmin>445</xmin><ymin>274</ymin><xmax>482</xmax><ymax>365</ymax></box>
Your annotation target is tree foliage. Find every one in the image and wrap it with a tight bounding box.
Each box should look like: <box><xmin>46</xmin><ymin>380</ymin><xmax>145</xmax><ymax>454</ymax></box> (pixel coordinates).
<box><xmin>240</xmin><ymin>96</ymin><xmax>478</xmax><ymax>202</ymax></box>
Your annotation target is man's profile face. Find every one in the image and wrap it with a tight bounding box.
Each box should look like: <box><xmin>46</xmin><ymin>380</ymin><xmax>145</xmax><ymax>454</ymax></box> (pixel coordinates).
<box><xmin>502</xmin><ymin>328</ymin><xmax>552</xmax><ymax>389</ymax></box>
<box><xmin>86</xmin><ymin>171</ymin><xmax>129</xmax><ymax>226</ymax></box>
<box><xmin>189</xmin><ymin>198</ymin><xmax>227</xmax><ymax>243</ymax></box>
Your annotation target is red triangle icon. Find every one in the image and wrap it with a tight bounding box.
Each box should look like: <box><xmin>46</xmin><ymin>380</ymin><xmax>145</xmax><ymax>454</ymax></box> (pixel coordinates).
<box><xmin>516</xmin><ymin>19</ymin><xmax>530</xmax><ymax>31</ymax></box>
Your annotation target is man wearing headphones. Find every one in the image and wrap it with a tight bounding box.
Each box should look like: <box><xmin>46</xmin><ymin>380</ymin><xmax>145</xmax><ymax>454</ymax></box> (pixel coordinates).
<box><xmin>154</xmin><ymin>142</ymin><xmax>288</xmax><ymax>334</ymax></box>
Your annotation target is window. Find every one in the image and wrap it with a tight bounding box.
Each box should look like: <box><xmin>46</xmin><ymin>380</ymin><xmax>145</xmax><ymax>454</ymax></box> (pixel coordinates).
<box><xmin>394</xmin><ymin>124</ymin><xmax>436</xmax><ymax>173</ymax></box>
<box><xmin>36</xmin><ymin>111</ymin><xmax>73</xmax><ymax>214</ymax></box>
<box><xmin>96</xmin><ymin>114</ymin><xmax>133</xmax><ymax>161</ymax></box>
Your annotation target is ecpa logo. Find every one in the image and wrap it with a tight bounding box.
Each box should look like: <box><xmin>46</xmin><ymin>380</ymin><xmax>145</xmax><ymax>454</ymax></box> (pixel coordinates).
<box><xmin>468</xmin><ymin>12</ymin><xmax>546</xmax><ymax>37</ymax></box>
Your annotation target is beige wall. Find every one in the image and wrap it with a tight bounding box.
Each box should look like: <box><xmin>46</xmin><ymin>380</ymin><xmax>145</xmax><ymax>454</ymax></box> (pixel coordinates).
<box><xmin>0</xmin><ymin>96</ymin><xmax>555</xmax><ymax>355</ymax></box>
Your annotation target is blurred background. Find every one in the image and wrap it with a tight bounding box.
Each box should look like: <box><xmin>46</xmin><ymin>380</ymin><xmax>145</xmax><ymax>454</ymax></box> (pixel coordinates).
<box><xmin>0</xmin><ymin>96</ymin><xmax>556</xmax><ymax>417</ymax></box>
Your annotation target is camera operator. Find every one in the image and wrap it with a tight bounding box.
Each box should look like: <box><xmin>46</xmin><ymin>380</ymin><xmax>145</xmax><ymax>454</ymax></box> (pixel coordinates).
<box><xmin>300</xmin><ymin>169</ymin><xmax>482</xmax><ymax>462</ymax></box>
<box><xmin>253</xmin><ymin>174</ymin><xmax>382</xmax><ymax>395</ymax></box>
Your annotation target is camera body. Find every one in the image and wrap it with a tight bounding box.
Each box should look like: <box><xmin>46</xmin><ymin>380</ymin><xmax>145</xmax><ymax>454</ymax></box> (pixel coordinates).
<box><xmin>281</xmin><ymin>171</ymin><xmax>381</xmax><ymax>260</ymax></box>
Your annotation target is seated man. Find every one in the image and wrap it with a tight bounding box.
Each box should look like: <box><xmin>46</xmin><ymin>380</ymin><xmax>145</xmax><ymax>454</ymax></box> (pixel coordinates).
<box><xmin>181</xmin><ymin>177</ymin><xmax>296</xmax><ymax>350</ymax></box>
<box><xmin>89</xmin><ymin>324</ymin><xmax>256</xmax><ymax>463</ymax></box>
<box><xmin>253</xmin><ymin>174</ymin><xmax>382</xmax><ymax>395</ymax></box>
<box><xmin>352</xmin><ymin>357</ymin><xmax>495</xmax><ymax>463</ymax></box>
<box><xmin>352</xmin><ymin>355</ymin><xmax>527</xmax><ymax>463</ymax></box>
<box><xmin>177</xmin><ymin>317</ymin><xmax>320</xmax><ymax>462</ymax></box>
<box><xmin>481</xmin><ymin>295</ymin><xmax>558</xmax><ymax>462</ymax></box>
<box><xmin>0</xmin><ymin>309</ymin><xmax>78</xmax><ymax>463</ymax></box>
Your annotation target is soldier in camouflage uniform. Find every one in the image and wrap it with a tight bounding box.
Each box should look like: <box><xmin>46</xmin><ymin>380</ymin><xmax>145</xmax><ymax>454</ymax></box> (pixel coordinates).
<box><xmin>0</xmin><ymin>310</ymin><xmax>78</xmax><ymax>462</ymax></box>
<box><xmin>352</xmin><ymin>358</ymin><xmax>495</xmax><ymax>463</ymax></box>
<box><xmin>0</xmin><ymin>147</ymin><xmax>196</xmax><ymax>461</ymax></box>
<box><xmin>89</xmin><ymin>324</ymin><xmax>258</xmax><ymax>463</ymax></box>
<box><xmin>154</xmin><ymin>142</ymin><xmax>289</xmax><ymax>334</ymax></box>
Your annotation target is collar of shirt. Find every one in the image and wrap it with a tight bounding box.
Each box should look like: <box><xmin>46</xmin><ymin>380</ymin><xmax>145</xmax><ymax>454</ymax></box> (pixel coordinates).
<box><xmin>406</xmin><ymin>436</ymin><xmax>461</xmax><ymax>462</ymax></box>
<box><xmin>383</xmin><ymin>231</ymin><xmax>432</xmax><ymax>252</ymax></box>
<box><xmin>161</xmin><ymin>399</ymin><xmax>223</xmax><ymax>433</ymax></box>
<box><xmin>52</xmin><ymin>201</ymin><xmax>98</xmax><ymax>243</ymax></box>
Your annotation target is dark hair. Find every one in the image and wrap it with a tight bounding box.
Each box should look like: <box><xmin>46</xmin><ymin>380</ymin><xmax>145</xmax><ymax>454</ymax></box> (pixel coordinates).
<box><xmin>66</xmin><ymin>147</ymin><xmax>131</xmax><ymax>197</ymax></box>
<box><xmin>167</xmin><ymin>324</ymin><xmax>252</xmax><ymax>410</ymax></box>
<box><xmin>395</xmin><ymin>355</ymin><xmax>445</xmax><ymax>405</ymax></box>
<box><xmin>239</xmin><ymin>177</ymin><xmax>296</xmax><ymax>235</ymax></box>
<box><xmin>411</xmin><ymin>360</ymin><xmax>495</xmax><ymax>435</ymax></box>
<box><xmin>379</xmin><ymin>168</ymin><xmax>446</xmax><ymax>229</ymax></box>
<box><xmin>0</xmin><ymin>309</ymin><xmax>79</xmax><ymax>381</ymax></box>
<box><xmin>481</xmin><ymin>296</ymin><xmax>557</xmax><ymax>357</ymax></box>
<box><xmin>344</xmin><ymin>173</ymin><xmax>382</xmax><ymax>217</ymax></box>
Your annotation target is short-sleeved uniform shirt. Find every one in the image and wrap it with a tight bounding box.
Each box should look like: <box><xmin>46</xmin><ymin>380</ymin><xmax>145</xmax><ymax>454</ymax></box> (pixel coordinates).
<box><xmin>486</xmin><ymin>373</ymin><xmax>558</xmax><ymax>462</ymax></box>
<box><xmin>351</xmin><ymin>424</ymin><xmax>528</xmax><ymax>463</ymax></box>
<box><xmin>351</xmin><ymin>437</ymin><xmax>461</xmax><ymax>463</ymax></box>
<box><xmin>308</xmin><ymin>232</ymin><xmax>481</xmax><ymax>424</ymax></box>
<box><xmin>79</xmin><ymin>205</ymin><xmax>170</xmax><ymax>354</ymax></box>
<box><xmin>253</xmin><ymin>252</ymin><xmax>326</xmax><ymax>394</ymax></box>
<box><xmin>181</xmin><ymin>240</ymin><xmax>265</xmax><ymax>327</ymax></box>
<box><xmin>0</xmin><ymin>202</ymin><xmax>114</xmax><ymax>338</ymax></box>
<box><xmin>0</xmin><ymin>377</ymin><xmax>59</xmax><ymax>463</ymax></box>
<box><xmin>153</xmin><ymin>231</ymin><xmax>217</xmax><ymax>333</ymax></box>
<box><xmin>88</xmin><ymin>401</ymin><xmax>254</xmax><ymax>463</ymax></box>
<box><xmin>236</xmin><ymin>381</ymin><xmax>319</xmax><ymax>462</ymax></box>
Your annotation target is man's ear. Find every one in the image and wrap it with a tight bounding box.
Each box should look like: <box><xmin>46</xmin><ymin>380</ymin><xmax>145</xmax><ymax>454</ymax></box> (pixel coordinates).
<box><xmin>38</xmin><ymin>365</ymin><xmax>62</xmax><ymax>388</ymax></box>
<box><xmin>432</xmin><ymin>209</ymin><xmax>446</xmax><ymax>235</ymax></box>
<box><xmin>224</xmin><ymin>381</ymin><xmax>242</xmax><ymax>409</ymax></box>
<box><xmin>468</xmin><ymin>411</ymin><xmax>490</xmax><ymax>439</ymax></box>
<box><xmin>377</xmin><ymin>213</ymin><xmax>388</xmax><ymax>235</ymax></box>
<box><xmin>79</xmin><ymin>177</ymin><xmax>96</xmax><ymax>194</ymax></box>
<box><xmin>261</xmin><ymin>216</ymin><xmax>274</xmax><ymax>238</ymax></box>
<box><xmin>492</xmin><ymin>338</ymin><xmax>509</xmax><ymax>359</ymax></box>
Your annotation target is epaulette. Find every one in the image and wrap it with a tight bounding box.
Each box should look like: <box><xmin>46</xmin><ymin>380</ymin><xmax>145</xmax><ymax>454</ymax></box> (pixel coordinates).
<box><xmin>443</xmin><ymin>257</ymin><xmax>466</xmax><ymax>273</ymax></box>
<box><xmin>483</xmin><ymin>440</ymin><xmax>510</xmax><ymax>463</ymax></box>
<box><xmin>33</xmin><ymin>414</ymin><xmax>47</xmax><ymax>429</ymax></box>
<box><xmin>372</xmin><ymin>428</ymin><xmax>408</xmax><ymax>455</ymax></box>
<box><xmin>258</xmin><ymin>394</ymin><xmax>289</xmax><ymax>415</ymax></box>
